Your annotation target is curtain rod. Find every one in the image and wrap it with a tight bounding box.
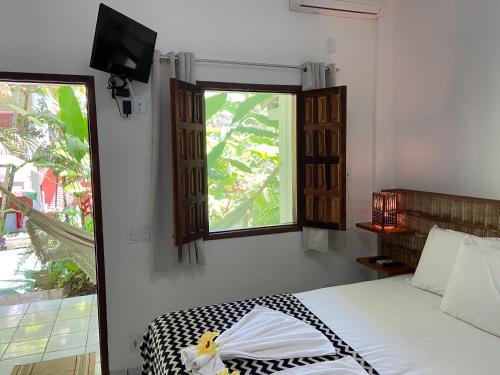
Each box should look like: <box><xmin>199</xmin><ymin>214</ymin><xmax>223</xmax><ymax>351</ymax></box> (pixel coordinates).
<box><xmin>159</xmin><ymin>54</ymin><xmax>338</xmax><ymax>73</ymax></box>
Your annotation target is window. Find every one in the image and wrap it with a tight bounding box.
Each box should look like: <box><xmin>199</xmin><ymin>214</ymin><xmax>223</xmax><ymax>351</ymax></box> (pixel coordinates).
<box><xmin>204</xmin><ymin>89</ymin><xmax>297</xmax><ymax>234</ymax></box>
<box><xmin>170</xmin><ymin>80</ymin><xmax>346</xmax><ymax>245</ymax></box>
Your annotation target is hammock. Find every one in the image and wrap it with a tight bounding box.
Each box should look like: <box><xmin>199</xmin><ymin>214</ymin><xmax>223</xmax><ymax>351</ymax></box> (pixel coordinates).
<box><xmin>0</xmin><ymin>186</ymin><xmax>96</xmax><ymax>284</ymax></box>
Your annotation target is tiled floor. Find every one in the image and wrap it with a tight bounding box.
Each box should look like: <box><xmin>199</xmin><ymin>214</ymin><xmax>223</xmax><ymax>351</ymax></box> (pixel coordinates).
<box><xmin>0</xmin><ymin>294</ymin><xmax>101</xmax><ymax>374</ymax></box>
<box><xmin>0</xmin><ymin>248</ymin><xmax>40</xmax><ymax>295</ymax></box>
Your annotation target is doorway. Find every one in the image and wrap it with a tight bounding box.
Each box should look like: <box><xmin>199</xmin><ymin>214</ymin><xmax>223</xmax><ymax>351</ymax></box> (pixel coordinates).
<box><xmin>0</xmin><ymin>72</ymin><xmax>107</xmax><ymax>374</ymax></box>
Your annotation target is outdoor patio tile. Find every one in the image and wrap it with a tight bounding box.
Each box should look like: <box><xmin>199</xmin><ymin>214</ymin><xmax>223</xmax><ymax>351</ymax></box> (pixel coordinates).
<box><xmin>12</xmin><ymin>322</ymin><xmax>53</xmax><ymax>341</ymax></box>
<box><xmin>61</xmin><ymin>295</ymin><xmax>93</xmax><ymax>309</ymax></box>
<box><xmin>91</xmin><ymin>303</ymin><xmax>98</xmax><ymax>316</ymax></box>
<box><xmin>0</xmin><ymin>303</ymin><xmax>29</xmax><ymax>317</ymax></box>
<box><xmin>86</xmin><ymin>329</ymin><xmax>99</xmax><ymax>346</ymax></box>
<box><xmin>85</xmin><ymin>344</ymin><xmax>100</xmax><ymax>361</ymax></box>
<box><xmin>57</xmin><ymin>305</ymin><xmax>91</xmax><ymax>321</ymax></box>
<box><xmin>2</xmin><ymin>337</ymin><xmax>48</xmax><ymax>359</ymax></box>
<box><xmin>0</xmin><ymin>327</ymin><xmax>15</xmax><ymax>344</ymax></box>
<box><xmin>0</xmin><ymin>315</ymin><xmax>23</xmax><ymax>330</ymax></box>
<box><xmin>27</xmin><ymin>299</ymin><xmax>62</xmax><ymax>313</ymax></box>
<box><xmin>20</xmin><ymin>310</ymin><xmax>57</xmax><ymax>326</ymax></box>
<box><xmin>89</xmin><ymin>315</ymin><xmax>99</xmax><ymax>330</ymax></box>
<box><xmin>45</xmin><ymin>331</ymin><xmax>87</xmax><ymax>352</ymax></box>
<box><xmin>0</xmin><ymin>354</ymin><xmax>43</xmax><ymax>375</ymax></box>
<box><xmin>42</xmin><ymin>346</ymin><xmax>86</xmax><ymax>361</ymax></box>
<box><xmin>52</xmin><ymin>317</ymin><xmax>89</xmax><ymax>335</ymax></box>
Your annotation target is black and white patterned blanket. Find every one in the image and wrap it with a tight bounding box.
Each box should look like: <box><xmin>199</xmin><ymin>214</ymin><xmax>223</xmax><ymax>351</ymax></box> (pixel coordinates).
<box><xmin>140</xmin><ymin>293</ymin><xmax>378</xmax><ymax>375</ymax></box>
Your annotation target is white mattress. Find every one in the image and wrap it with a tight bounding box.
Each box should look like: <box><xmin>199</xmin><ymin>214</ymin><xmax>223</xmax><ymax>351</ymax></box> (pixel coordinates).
<box><xmin>294</xmin><ymin>275</ymin><xmax>500</xmax><ymax>375</ymax></box>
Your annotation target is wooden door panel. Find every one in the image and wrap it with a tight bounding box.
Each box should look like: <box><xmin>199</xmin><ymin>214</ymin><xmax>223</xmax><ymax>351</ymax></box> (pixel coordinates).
<box><xmin>305</xmin><ymin>131</ymin><xmax>314</xmax><ymax>157</ymax></box>
<box><xmin>305</xmin><ymin>195</ymin><xmax>314</xmax><ymax>221</ymax></box>
<box><xmin>177</xmin><ymin>89</ymin><xmax>185</xmax><ymax>121</ymax></box>
<box><xmin>330</xmin><ymin>128</ymin><xmax>340</xmax><ymax>156</ymax></box>
<box><xmin>179</xmin><ymin>168</ymin><xmax>188</xmax><ymax>198</ymax></box>
<box><xmin>331</xmin><ymin>95</ymin><xmax>340</xmax><ymax>122</ymax></box>
<box><xmin>179</xmin><ymin>130</ymin><xmax>187</xmax><ymax>160</ymax></box>
<box><xmin>305</xmin><ymin>97</ymin><xmax>314</xmax><ymax>125</ymax></box>
<box><xmin>171</xmin><ymin>79</ymin><xmax>208</xmax><ymax>246</ymax></box>
<box><xmin>188</xmin><ymin>131</ymin><xmax>196</xmax><ymax>159</ymax></box>
<box><xmin>298</xmin><ymin>86</ymin><xmax>346</xmax><ymax>230</ymax></box>
<box><xmin>318</xmin><ymin>95</ymin><xmax>328</xmax><ymax>123</ymax></box>
<box><xmin>305</xmin><ymin>164</ymin><xmax>314</xmax><ymax>189</ymax></box>
<box><xmin>330</xmin><ymin>164</ymin><xmax>339</xmax><ymax>191</ymax></box>
<box><xmin>194</xmin><ymin>92</ymin><xmax>202</xmax><ymax>123</ymax></box>
<box><xmin>317</xmin><ymin>130</ymin><xmax>326</xmax><ymax>156</ymax></box>
<box><xmin>317</xmin><ymin>164</ymin><xmax>326</xmax><ymax>190</ymax></box>
<box><xmin>185</xmin><ymin>91</ymin><xmax>193</xmax><ymax>122</ymax></box>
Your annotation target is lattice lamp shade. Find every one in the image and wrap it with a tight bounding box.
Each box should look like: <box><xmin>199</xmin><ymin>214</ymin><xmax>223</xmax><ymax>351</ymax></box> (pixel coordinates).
<box><xmin>372</xmin><ymin>192</ymin><xmax>397</xmax><ymax>229</ymax></box>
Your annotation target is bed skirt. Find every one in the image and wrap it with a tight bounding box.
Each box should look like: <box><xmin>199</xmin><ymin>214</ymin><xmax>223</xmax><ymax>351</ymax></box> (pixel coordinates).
<box><xmin>140</xmin><ymin>293</ymin><xmax>378</xmax><ymax>375</ymax></box>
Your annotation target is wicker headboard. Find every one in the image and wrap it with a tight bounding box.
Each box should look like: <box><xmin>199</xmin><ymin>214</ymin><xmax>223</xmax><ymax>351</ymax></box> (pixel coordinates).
<box><xmin>380</xmin><ymin>189</ymin><xmax>500</xmax><ymax>268</ymax></box>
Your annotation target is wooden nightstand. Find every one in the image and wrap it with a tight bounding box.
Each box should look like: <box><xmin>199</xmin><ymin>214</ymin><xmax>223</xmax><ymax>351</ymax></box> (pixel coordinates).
<box><xmin>356</xmin><ymin>256</ymin><xmax>415</xmax><ymax>276</ymax></box>
<box><xmin>356</xmin><ymin>222</ymin><xmax>415</xmax><ymax>277</ymax></box>
<box><xmin>355</xmin><ymin>222</ymin><xmax>414</xmax><ymax>237</ymax></box>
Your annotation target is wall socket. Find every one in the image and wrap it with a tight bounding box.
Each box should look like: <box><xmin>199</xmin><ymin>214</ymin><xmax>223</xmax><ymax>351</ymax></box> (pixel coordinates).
<box><xmin>133</xmin><ymin>95</ymin><xmax>146</xmax><ymax>113</ymax></box>
<box><xmin>127</xmin><ymin>226</ymin><xmax>138</xmax><ymax>244</ymax></box>
<box><xmin>139</xmin><ymin>225</ymin><xmax>150</xmax><ymax>243</ymax></box>
<box><xmin>129</xmin><ymin>334</ymin><xmax>143</xmax><ymax>353</ymax></box>
<box><xmin>127</xmin><ymin>225</ymin><xmax>150</xmax><ymax>244</ymax></box>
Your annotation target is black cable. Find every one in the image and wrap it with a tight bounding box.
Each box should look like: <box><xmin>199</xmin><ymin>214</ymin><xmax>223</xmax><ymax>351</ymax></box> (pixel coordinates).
<box><xmin>107</xmin><ymin>75</ymin><xmax>127</xmax><ymax>92</ymax></box>
<box><xmin>108</xmin><ymin>74</ymin><xmax>129</xmax><ymax>118</ymax></box>
<box><xmin>114</xmin><ymin>96</ymin><xmax>128</xmax><ymax>118</ymax></box>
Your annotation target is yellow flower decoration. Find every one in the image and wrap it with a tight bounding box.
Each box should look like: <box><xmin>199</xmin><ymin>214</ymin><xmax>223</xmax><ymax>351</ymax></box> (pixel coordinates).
<box><xmin>195</xmin><ymin>331</ymin><xmax>220</xmax><ymax>355</ymax></box>
<box><xmin>217</xmin><ymin>369</ymin><xmax>240</xmax><ymax>375</ymax></box>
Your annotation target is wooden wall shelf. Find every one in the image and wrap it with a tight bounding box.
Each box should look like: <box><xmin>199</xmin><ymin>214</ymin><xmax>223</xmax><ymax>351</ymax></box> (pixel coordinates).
<box><xmin>356</xmin><ymin>257</ymin><xmax>415</xmax><ymax>276</ymax></box>
<box><xmin>355</xmin><ymin>222</ymin><xmax>414</xmax><ymax>237</ymax></box>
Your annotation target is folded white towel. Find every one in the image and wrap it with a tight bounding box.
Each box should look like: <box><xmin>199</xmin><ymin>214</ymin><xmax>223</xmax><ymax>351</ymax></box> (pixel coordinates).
<box><xmin>181</xmin><ymin>306</ymin><xmax>336</xmax><ymax>375</ymax></box>
<box><xmin>271</xmin><ymin>356</ymin><xmax>369</xmax><ymax>375</ymax></box>
<box><xmin>303</xmin><ymin>227</ymin><xmax>329</xmax><ymax>252</ymax></box>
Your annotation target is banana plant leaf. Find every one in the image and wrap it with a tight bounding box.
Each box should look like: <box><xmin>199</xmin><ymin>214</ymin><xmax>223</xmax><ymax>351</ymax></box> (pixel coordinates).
<box><xmin>227</xmin><ymin>159</ymin><xmax>252</xmax><ymax>173</ymax></box>
<box><xmin>205</xmin><ymin>92</ymin><xmax>227</xmax><ymax>120</ymax></box>
<box><xmin>231</xmin><ymin>94</ymin><xmax>273</xmax><ymax>124</ymax></box>
<box><xmin>58</xmin><ymin>86</ymin><xmax>88</xmax><ymax>142</ymax></box>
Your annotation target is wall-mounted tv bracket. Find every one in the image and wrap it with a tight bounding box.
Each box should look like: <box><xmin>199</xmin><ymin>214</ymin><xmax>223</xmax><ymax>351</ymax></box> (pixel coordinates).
<box><xmin>107</xmin><ymin>75</ymin><xmax>132</xmax><ymax>118</ymax></box>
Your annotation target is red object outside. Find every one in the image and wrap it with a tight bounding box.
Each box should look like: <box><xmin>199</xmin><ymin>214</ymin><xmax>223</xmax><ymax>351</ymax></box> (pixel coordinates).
<box><xmin>16</xmin><ymin>211</ymin><xmax>23</xmax><ymax>228</ymax></box>
<box><xmin>0</xmin><ymin>111</ymin><xmax>14</xmax><ymax>128</ymax></box>
<box><xmin>41</xmin><ymin>169</ymin><xmax>58</xmax><ymax>207</ymax></box>
<box><xmin>0</xmin><ymin>196</ymin><xmax>33</xmax><ymax>209</ymax></box>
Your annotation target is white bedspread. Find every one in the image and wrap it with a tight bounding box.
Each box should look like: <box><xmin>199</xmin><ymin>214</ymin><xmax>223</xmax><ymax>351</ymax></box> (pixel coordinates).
<box><xmin>295</xmin><ymin>275</ymin><xmax>500</xmax><ymax>375</ymax></box>
<box><xmin>271</xmin><ymin>356</ymin><xmax>368</xmax><ymax>375</ymax></box>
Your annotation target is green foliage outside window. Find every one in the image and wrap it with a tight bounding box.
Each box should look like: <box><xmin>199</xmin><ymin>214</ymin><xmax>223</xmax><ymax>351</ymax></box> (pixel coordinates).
<box><xmin>0</xmin><ymin>83</ymin><xmax>95</xmax><ymax>295</ymax></box>
<box><xmin>205</xmin><ymin>91</ymin><xmax>296</xmax><ymax>231</ymax></box>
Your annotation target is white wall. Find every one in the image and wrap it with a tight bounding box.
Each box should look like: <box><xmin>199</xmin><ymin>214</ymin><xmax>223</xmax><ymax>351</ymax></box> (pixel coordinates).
<box><xmin>0</xmin><ymin>1</ymin><xmax>378</xmax><ymax>371</ymax></box>
<box><xmin>392</xmin><ymin>0</ymin><xmax>500</xmax><ymax>199</ymax></box>
<box><xmin>374</xmin><ymin>0</ymin><xmax>395</xmax><ymax>190</ymax></box>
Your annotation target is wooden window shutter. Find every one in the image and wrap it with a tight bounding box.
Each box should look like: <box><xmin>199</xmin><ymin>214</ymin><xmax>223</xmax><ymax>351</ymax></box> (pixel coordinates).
<box><xmin>298</xmin><ymin>86</ymin><xmax>346</xmax><ymax>230</ymax></box>
<box><xmin>170</xmin><ymin>78</ymin><xmax>208</xmax><ymax>246</ymax></box>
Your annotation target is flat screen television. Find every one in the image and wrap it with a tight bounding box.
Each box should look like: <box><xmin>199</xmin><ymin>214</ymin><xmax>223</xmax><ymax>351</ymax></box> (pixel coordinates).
<box><xmin>90</xmin><ymin>4</ymin><xmax>157</xmax><ymax>83</ymax></box>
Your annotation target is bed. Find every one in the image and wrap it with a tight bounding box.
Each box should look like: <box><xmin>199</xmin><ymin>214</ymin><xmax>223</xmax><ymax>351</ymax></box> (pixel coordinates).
<box><xmin>297</xmin><ymin>275</ymin><xmax>500</xmax><ymax>374</ymax></box>
<box><xmin>141</xmin><ymin>190</ymin><xmax>500</xmax><ymax>374</ymax></box>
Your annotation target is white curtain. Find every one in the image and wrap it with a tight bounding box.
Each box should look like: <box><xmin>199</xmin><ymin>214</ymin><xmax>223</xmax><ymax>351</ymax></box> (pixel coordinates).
<box><xmin>301</xmin><ymin>61</ymin><xmax>329</xmax><ymax>253</ymax></box>
<box><xmin>150</xmin><ymin>51</ymin><xmax>205</xmax><ymax>266</ymax></box>
<box><xmin>301</xmin><ymin>62</ymin><xmax>326</xmax><ymax>91</ymax></box>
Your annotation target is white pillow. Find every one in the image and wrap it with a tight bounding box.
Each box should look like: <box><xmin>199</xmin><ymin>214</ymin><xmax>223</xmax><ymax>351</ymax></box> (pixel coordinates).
<box><xmin>441</xmin><ymin>238</ymin><xmax>500</xmax><ymax>337</ymax></box>
<box><xmin>410</xmin><ymin>225</ymin><xmax>495</xmax><ymax>295</ymax></box>
<box><xmin>410</xmin><ymin>225</ymin><xmax>469</xmax><ymax>295</ymax></box>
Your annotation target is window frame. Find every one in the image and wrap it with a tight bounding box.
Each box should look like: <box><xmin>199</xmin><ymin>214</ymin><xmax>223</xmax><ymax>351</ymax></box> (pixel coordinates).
<box><xmin>0</xmin><ymin>71</ymin><xmax>109</xmax><ymax>375</ymax></box>
<box><xmin>198</xmin><ymin>81</ymin><xmax>302</xmax><ymax>240</ymax></box>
